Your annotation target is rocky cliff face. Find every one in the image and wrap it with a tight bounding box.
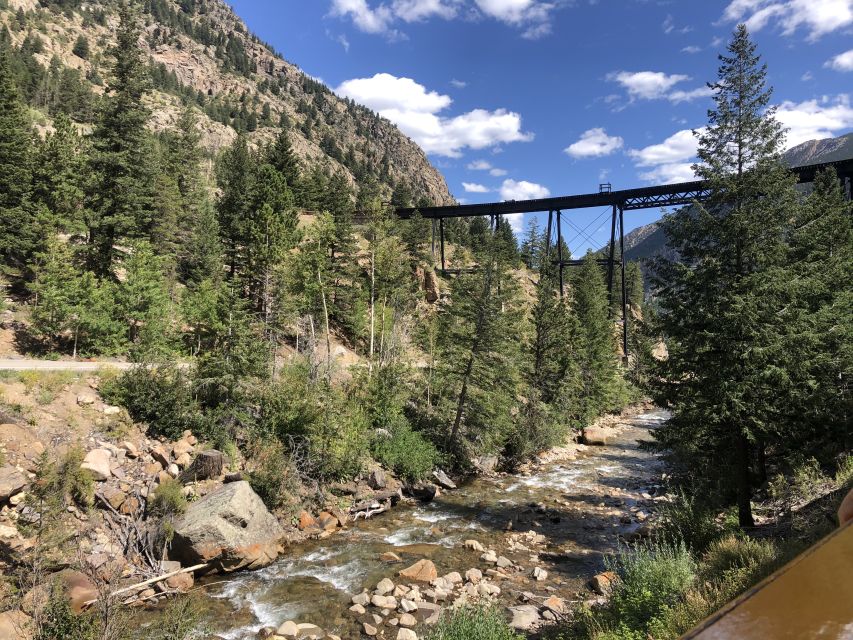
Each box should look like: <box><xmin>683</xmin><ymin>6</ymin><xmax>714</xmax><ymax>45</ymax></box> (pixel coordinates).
<box><xmin>1</xmin><ymin>0</ymin><xmax>455</xmax><ymax>205</ymax></box>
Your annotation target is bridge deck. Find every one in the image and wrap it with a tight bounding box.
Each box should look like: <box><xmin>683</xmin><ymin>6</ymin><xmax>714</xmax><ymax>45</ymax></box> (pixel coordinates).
<box><xmin>393</xmin><ymin>158</ymin><xmax>853</xmax><ymax>219</ymax></box>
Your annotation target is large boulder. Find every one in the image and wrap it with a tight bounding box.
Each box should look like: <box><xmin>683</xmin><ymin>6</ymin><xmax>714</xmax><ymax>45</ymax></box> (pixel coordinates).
<box><xmin>398</xmin><ymin>559</ymin><xmax>437</xmax><ymax>582</ymax></box>
<box><xmin>171</xmin><ymin>481</ymin><xmax>283</xmax><ymax>572</ymax></box>
<box><xmin>0</xmin><ymin>466</ymin><xmax>28</xmax><ymax>504</ymax></box>
<box><xmin>582</xmin><ymin>427</ymin><xmax>610</xmax><ymax>446</ymax></box>
<box><xmin>0</xmin><ymin>609</ymin><xmax>31</xmax><ymax>640</ymax></box>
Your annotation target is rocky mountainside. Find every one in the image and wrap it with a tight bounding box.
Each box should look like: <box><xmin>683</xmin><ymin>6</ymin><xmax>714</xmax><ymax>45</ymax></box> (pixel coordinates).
<box><xmin>620</xmin><ymin>132</ymin><xmax>853</xmax><ymax>265</ymax></box>
<box><xmin>0</xmin><ymin>0</ymin><xmax>454</xmax><ymax>205</ymax></box>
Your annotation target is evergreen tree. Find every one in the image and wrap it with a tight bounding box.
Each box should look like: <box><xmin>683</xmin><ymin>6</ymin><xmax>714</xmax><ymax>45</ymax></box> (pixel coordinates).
<box><xmin>32</xmin><ymin>112</ymin><xmax>88</xmax><ymax>236</ymax></box>
<box><xmin>650</xmin><ymin>26</ymin><xmax>798</xmax><ymax>527</ymax></box>
<box><xmin>216</xmin><ymin>134</ymin><xmax>253</xmax><ymax>277</ymax></box>
<box><xmin>267</xmin><ymin>129</ymin><xmax>301</xmax><ymax>194</ymax></box>
<box><xmin>0</xmin><ymin>49</ymin><xmax>44</xmax><ymax>268</ymax></box>
<box><xmin>573</xmin><ymin>252</ymin><xmax>619</xmax><ymax>424</ymax></box>
<box><xmin>28</xmin><ymin>239</ymin><xmax>80</xmax><ymax>352</ymax></box>
<box><xmin>433</xmin><ymin>233</ymin><xmax>523</xmax><ymax>465</ymax></box>
<box><xmin>520</xmin><ymin>218</ymin><xmax>543</xmax><ymax>270</ymax></box>
<box><xmin>87</xmin><ymin>2</ymin><xmax>154</xmax><ymax>275</ymax></box>
<box><xmin>72</xmin><ymin>34</ymin><xmax>89</xmax><ymax>59</ymax></box>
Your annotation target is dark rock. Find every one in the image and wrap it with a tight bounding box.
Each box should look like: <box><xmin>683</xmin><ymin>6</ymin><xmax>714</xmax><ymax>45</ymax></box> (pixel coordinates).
<box><xmin>368</xmin><ymin>468</ymin><xmax>387</xmax><ymax>490</ymax></box>
<box><xmin>224</xmin><ymin>472</ymin><xmax>243</xmax><ymax>483</ymax></box>
<box><xmin>432</xmin><ymin>470</ymin><xmax>456</xmax><ymax>490</ymax></box>
<box><xmin>407</xmin><ymin>483</ymin><xmax>438</xmax><ymax>502</ymax></box>
<box><xmin>179</xmin><ymin>450</ymin><xmax>225</xmax><ymax>483</ymax></box>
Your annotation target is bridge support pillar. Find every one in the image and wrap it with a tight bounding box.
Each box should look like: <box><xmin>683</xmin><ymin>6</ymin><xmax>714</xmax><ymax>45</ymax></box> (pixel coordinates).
<box><xmin>556</xmin><ymin>210</ymin><xmax>564</xmax><ymax>298</ymax></box>
<box><xmin>619</xmin><ymin>205</ymin><xmax>629</xmax><ymax>360</ymax></box>
<box><xmin>439</xmin><ymin>218</ymin><xmax>446</xmax><ymax>273</ymax></box>
<box><xmin>544</xmin><ymin>210</ymin><xmax>553</xmax><ymax>260</ymax></box>
<box><xmin>606</xmin><ymin>204</ymin><xmax>618</xmax><ymax>303</ymax></box>
<box><xmin>431</xmin><ymin>219</ymin><xmax>437</xmax><ymax>260</ymax></box>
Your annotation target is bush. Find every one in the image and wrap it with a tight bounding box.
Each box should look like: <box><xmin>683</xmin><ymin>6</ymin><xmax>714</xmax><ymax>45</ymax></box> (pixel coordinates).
<box><xmin>372</xmin><ymin>424</ymin><xmax>439</xmax><ymax>483</ymax></box>
<box><xmin>101</xmin><ymin>365</ymin><xmax>204</xmax><ymax>441</ymax></box>
<box><xmin>426</xmin><ymin>605</ymin><xmax>523</xmax><ymax>640</ymax></box>
<box><xmin>30</xmin><ymin>446</ymin><xmax>95</xmax><ymax>512</ymax></box>
<box><xmin>34</xmin><ymin>580</ymin><xmax>98</xmax><ymax>640</ymax></box>
<box><xmin>658</xmin><ymin>492</ymin><xmax>723</xmax><ymax>553</ymax></box>
<box><xmin>246</xmin><ymin>439</ymin><xmax>301</xmax><ymax>513</ymax></box>
<box><xmin>700</xmin><ymin>535</ymin><xmax>777</xmax><ymax>583</ymax></box>
<box><xmin>149</xmin><ymin>478</ymin><xmax>187</xmax><ymax>518</ymax></box>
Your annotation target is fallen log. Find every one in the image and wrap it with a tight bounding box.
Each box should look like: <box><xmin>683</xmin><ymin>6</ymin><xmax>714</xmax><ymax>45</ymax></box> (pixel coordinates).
<box><xmin>82</xmin><ymin>563</ymin><xmax>208</xmax><ymax>607</ymax></box>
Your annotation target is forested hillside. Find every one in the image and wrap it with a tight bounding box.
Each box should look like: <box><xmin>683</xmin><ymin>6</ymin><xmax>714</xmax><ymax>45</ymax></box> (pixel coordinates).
<box><xmin>0</xmin><ymin>0</ymin><xmax>454</xmax><ymax>205</ymax></box>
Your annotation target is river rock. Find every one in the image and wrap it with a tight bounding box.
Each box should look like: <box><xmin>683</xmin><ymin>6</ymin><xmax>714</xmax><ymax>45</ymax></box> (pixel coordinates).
<box><xmin>399</xmin><ymin>559</ymin><xmax>437</xmax><ymax>582</ymax></box>
<box><xmin>171</xmin><ymin>481</ymin><xmax>283</xmax><ymax>572</ymax></box>
<box><xmin>465</xmin><ymin>568</ymin><xmax>483</xmax><ymax>584</ymax></box>
<box><xmin>81</xmin><ymin>449</ymin><xmax>112</xmax><ymax>481</ymax></box>
<box><xmin>350</xmin><ymin>604</ymin><xmax>366</xmax><ymax>615</ymax></box>
<box><xmin>472</xmin><ymin>455</ymin><xmax>498</xmax><ymax>474</ymax></box>
<box><xmin>368</xmin><ymin>468</ymin><xmax>387</xmax><ymax>490</ymax></box>
<box><xmin>496</xmin><ymin>556</ymin><xmax>512</xmax><ymax>569</ymax></box>
<box><xmin>150</xmin><ymin>446</ymin><xmax>171</xmax><ymax>467</ymax></box>
<box><xmin>275</xmin><ymin>620</ymin><xmax>298</xmax><ymax>638</ymax></box>
<box><xmin>481</xmin><ymin>550</ymin><xmax>498</xmax><ymax>564</ymax></box>
<box><xmin>296</xmin><ymin>623</ymin><xmax>323</xmax><ymax>639</ymax></box>
<box><xmin>381</xmin><ymin>551</ymin><xmax>402</xmax><ymax>563</ymax></box>
<box><xmin>589</xmin><ymin>571</ymin><xmax>617</xmax><ymax>595</ymax></box>
<box><xmin>508</xmin><ymin>605</ymin><xmax>541</xmax><ymax>630</ymax></box>
<box><xmin>478</xmin><ymin>582</ymin><xmax>500</xmax><ymax>596</ymax></box>
<box><xmin>432</xmin><ymin>470</ymin><xmax>456</xmax><ymax>490</ymax></box>
<box><xmin>413</xmin><ymin>483</ymin><xmax>439</xmax><ymax>502</ymax></box>
<box><xmin>371</xmin><ymin>594</ymin><xmax>397</xmax><ymax>609</ymax></box>
<box><xmin>317</xmin><ymin>512</ymin><xmax>339</xmax><ymax>531</ymax></box>
<box><xmin>582</xmin><ymin>427</ymin><xmax>610</xmax><ymax>446</ymax></box>
<box><xmin>397</xmin><ymin>628</ymin><xmax>418</xmax><ymax>640</ymax></box>
<box><xmin>375</xmin><ymin>577</ymin><xmax>395</xmax><ymax>596</ymax></box>
<box><xmin>352</xmin><ymin>591</ymin><xmax>370</xmax><ymax>606</ymax></box>
<box><xmin>399</xmin><ymin>598</ymin><xmax>418</xmax><ymax>613</ymax></box>
<box><xmin>363</xmin><ymin>622</ymin><xmax>378</xmax><ymax>636</ymax></box>
<box><xmin>532</xmin><ymin>567</ymin><xmax>548</xmax><ymax>581</ymax></box>
<box><xmin>0</xmin><ymin>465</ymin><xmax>28</xmax><ymax>503</ymax></box>
<box><xmin>464</xmin><ymin>539</ymin><xmax>484</xmax><ymax>552</ymax></box>
<box><xmin>398</xmin><ymin>611</ymin><xmax>417</xmax><ymax>627</ymax></box>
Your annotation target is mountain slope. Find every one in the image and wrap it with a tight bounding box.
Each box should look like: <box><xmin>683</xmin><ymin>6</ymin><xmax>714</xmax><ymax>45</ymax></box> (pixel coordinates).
<box><xmin>621</xmin><ymin>132</ymin><xmax>853</xmax><ymax>265</ymax></box>
<box><xmin>0</xmin><ymin>0</ymin><xmax>454</xmax><ymax>205</ymax></box>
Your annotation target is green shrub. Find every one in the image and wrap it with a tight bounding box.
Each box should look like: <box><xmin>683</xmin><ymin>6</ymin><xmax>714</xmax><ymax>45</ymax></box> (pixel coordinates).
<box><xmin>595</xmin><ymin>541</ymin><xmax>696</xmax><ymax>638</ymax></box>
<box><xmin>34</xmin><ymin>580</ymin><xmax>98</xmax><ymax>640</ymax></box>
<box><xmin>372</xmin><ymin>424</ymin><xmax>439</xmax><ymax>483</ymax></box>
<box><xmin>150</xmin><ymin>478</ymin><xmax>188</xmax><ymax>518</ymax></box>
<box><xmin>247</xmin><ymin>440</ymin><xmax>300</xmax><ymax>513</ymax></box>
<box><xmin>700</xmin><ymin>535</ymin><xmax>777</xmax><ymax>583</ymax></box>
<box><xmin>658</xmin><ymin>492</ymin><xmax>723</xmax><ymax>553</ymax></box>
<box><xmin>30</xmin><ymin>446</ymin><xmax>95</xmax><ymax>512</ymax></box>
<box><xmin>101</xmin><ymin>365</ymin><xmax>204</xmax><ymax>441</ymax></box>
<box><xmin>145</xmin><ymin>592</ymin><xmax>209</xmax><ymax>640</ymax></box>
<box><xmin>427</xmin><ymin>605</ymin><xmax>523</xmax><ymax>640</ymax></box>
<box><xmin>834</xmin><ymin>455</ymin><xmax>853</xmax><ymax>489</ymax></box>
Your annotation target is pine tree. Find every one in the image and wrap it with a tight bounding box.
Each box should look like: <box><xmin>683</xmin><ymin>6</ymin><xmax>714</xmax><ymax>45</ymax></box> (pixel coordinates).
<box><xmin>520</xmin><ymin>218</ymin><xmax>543</xmax><ymax>270</ymax></box>
<box><xmin>0</xmin><ymin>49</ymin><xmax>44</xmax><ymax>268</ymax></box>
<box><xmin>29</xmin><ymin>239</ymin><xmax>80</xmax><ymax>352</ymax></box>
<box><xmin>650</xmin><ymin>26</ymin><xmax>798</xmax><ymax>527</ymax></box>
<box><xmin>573</xmin><ymin>252</ymin><xmax>619</xmax><ymax>424</ymax></box>
<box><xmin>434</xmin><ymin>233</ymin><xmax>523</xmax><ymax>465</ymax></box>
<box><xmin>87</xmin><ymin>2</ymin><xmax>154</xmax><ymax>275</ymax></box>
<box><xmin>216</xmin><ymin>135</ymin><xmax>254</xmax><ymax>278</ymax></box>
<box><xmin>31</xmin><ymin>112</ymin><xmax>88</xmax><ymax>236</ymax></box>
<box><xmin>267</xmin><ymin>129</ymin><xmax>301</xmax><ymax>194</ymax></box>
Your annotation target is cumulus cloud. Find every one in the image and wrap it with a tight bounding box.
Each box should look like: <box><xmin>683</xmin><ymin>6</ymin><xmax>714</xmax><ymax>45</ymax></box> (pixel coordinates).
<box><xmin>776</xmin><ymin>94</ymin><xmax>853</xmax><ymax>147</ymax></box>
<box><xmin>500</xmin><ymin>179</ymin><xmax>550</xmax><ymax>200</ymax></box>
<box><xmin>628</xmin><ymin>128</ymin><xmax>702</xmax><ymax>184</ymax></box>
<box><xmin>467</xmin><ymin>160</ymin><xmax>493</xmax><ymax>170</ymax></box>
<box><xmin>336</xmin><ymin>73</ymin><xmax>533</xmax><ymax>157</ymax></box>
<box><xmin>682</xmin><ymin>45</ymin><xmax>702</xmax><ymax>54</ymax></box>
<box><xmin>607</xmin><ymin>71</ymin><xmax>710</xmax><ymax>104</ymax></box>
<box><xmin>330</xmin><ymin>0</ymin><xmax>558</xmax><ymax>39</ymax></box>
<box><xmin>490</xmin><ymin>168</ymin><xmax>508</xmax><ymax>176</ymax></box>
<box><xmin>721</xmin><ymin>0</ymin><xmax>853</xmax><ymax>41</ymax></box>
<box><xmin>825</xmin><ymin>49</ymin><xmax>853</xmax><ymax>72</ymax></box>
<box><xmin>463</xmin><ymin>182</ymin><xmax>490</xmax><ymax>192</ymax></box>
<box><xmin>564</xmin><ymin>128</ymin><xmax>624</xmax><ymax>158</ymax></box>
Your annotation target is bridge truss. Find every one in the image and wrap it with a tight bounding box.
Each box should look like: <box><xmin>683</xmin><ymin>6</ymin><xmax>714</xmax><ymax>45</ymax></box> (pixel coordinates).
<box><xmin>391</xmin><ymin>158</ymin><xmax>853</xmax><ymax>358</ymax></box>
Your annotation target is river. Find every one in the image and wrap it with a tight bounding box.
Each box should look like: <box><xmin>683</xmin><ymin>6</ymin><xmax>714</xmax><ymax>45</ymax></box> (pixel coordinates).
<box><xmin>165</xmin><ymin>410</ymin><xmax>668</xmax><ymax>639</ymax></box>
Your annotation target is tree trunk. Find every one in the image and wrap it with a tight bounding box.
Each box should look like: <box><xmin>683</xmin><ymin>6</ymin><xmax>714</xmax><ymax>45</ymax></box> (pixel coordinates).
<box><xmin>736</xmin><ymin>430</ymin><xmax>754</xmax><ymax>527</ymax></box>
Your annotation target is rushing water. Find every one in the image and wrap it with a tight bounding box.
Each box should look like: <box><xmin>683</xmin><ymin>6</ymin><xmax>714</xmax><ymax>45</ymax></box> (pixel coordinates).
<box><xmin>146</xmin><ymin>410</ymin><xmax>669</xmax><ymax>639</ymax></box>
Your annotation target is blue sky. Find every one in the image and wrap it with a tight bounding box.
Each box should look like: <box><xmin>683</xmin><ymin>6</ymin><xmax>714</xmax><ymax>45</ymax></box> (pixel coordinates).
<box><xmin>228</xmin><ymin>0</ymin><xmax>853</xmax><ymax>251</ymax></box>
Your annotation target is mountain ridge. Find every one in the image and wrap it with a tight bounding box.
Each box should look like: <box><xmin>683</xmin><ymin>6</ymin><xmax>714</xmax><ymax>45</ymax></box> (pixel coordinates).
<box><xmin>0</xmin><ymin>0</ymin><xmax>455</xmax><ymax>205</ymax></box>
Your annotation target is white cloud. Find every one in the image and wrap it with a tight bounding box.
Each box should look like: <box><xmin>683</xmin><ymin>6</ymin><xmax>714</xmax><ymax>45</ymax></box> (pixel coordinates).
<box><xmin>489</xmin><ymin>167</ymin><xmax>508</xmax><ymax>176</ymax></box>
<box><xmin>564</xmin><ymin>127</ymin><xmax>624</xmax><ymax>158</ymax></box>
<box><xmin>463</xmin><ymin>182</ymin><xmax>490</xmax><ymax>192</ymax></box>
<box><xmin>450</xmin><ymin>78</ymin><xmax>468</xmax><ymax>88</ymax></box>
<box><xmin>628</xmin><ymin>128</ymin><xmax>702</xmax><ymax>184</ymax></box>
<box><xmin>682</xmin><ymin>45</ymin><xmax>702</xmax><ymax>54</ymax></box>
<box><xmin>628</xmin><ymin>128</ymin><xmax>701</xmax><ymax>167</ymax></box>
<box><xmin>721</xmin><ymin>0</ymin><xmax>853</xmax><ymax>41</ymax></box>
<box><xmin>776</xmin><ymin>94</ymin><xmax>853</xmax><ymax>147</ymax></box>
<box><xmin>801</xmin><ymin>71</ymin><xmax>814</xmax><ymax>81</ymax></box>
<box><xmin>826</xmin><ymin>49</ymin><xmax>853</xmax><ymax>72</ymax></box>
<box><xmin>467</xmin><ymin>159</ymin><xmax>493</xmax><ymax>170</ymax></box>
<box><xmin>336</xmin><ymin>73</ymin><xmax>533</xmax><ymax>157</ymax></box>
<box><xmin>500</xmin><ymin>178</ymin><xmax>550</xmax><ymax>200</ymax></box>
<box><xmin>607</xmin><ymin>71</ymin><xmax>710</xmax><ymax>104</ymax></box>
<box><xmin>330</xmin><ymin>0</ymin><xmax>558</xmax><ymax>39</ymax></box>
<box><xmin>662</xmin><ymin>14</ymin><xmax>693</xmax><ymax>34</ymax></box>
